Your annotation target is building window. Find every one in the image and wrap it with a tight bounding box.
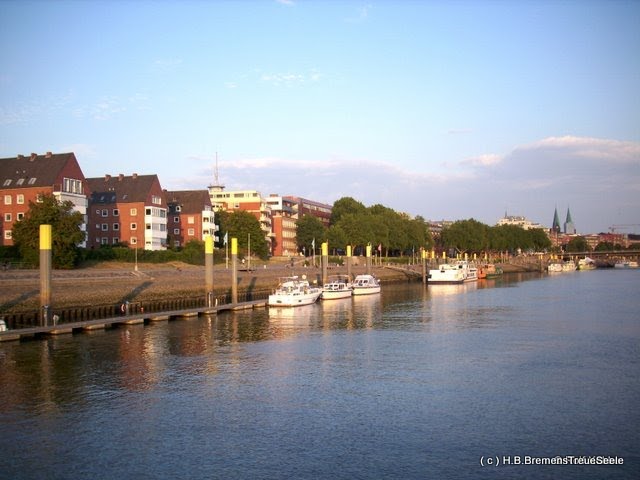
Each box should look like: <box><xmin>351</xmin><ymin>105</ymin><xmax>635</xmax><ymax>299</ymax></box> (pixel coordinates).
<box><xmin>113</xmin><ymin>223</ymin><xmax>120</xmax><ymax>231</ymax></box>
<box><xmin>17</xmin><ymin>212</ymin><xmax>24</xmax><ymax>221</ymax></box>
<box><xmin>2</xmin><ymin>179</ymin><xmax>11</xmax><ymax>186</ymax></box>
<box><xmin>4</xmin><ymin>231</ymin><xmax>11</xmax><ymax>240</ymax></box>
<box><xmin>3</xmin><ymin>195</ymin><xmax>11</xmax><ymax>205</ymax></box>
<box><xmin>131</xmin><ymin>223</ymin><xmax>137</xmax><ymax>230</ymax></box>
<box><xmin>234</xmin><ymin>203</ymin><xmax>240</xmax><ymax>208</ymax></box>
<box><xmin>112</xmin><ymin>238</ymin><xmax>119</xmax><ymax>245</ymax></box>
<box><xmin>101</xmin><ymin>224</ymin><xmax>109</xmax><ymax>231</ymax></box>
<box><xmin>28</xmin><ymin>178</ymin><xmax>37</xmax><ymax>185</ymax></box>
<box><xmin>146</xmin><ymin>208</ymin><xmax>152</xmax><ymax>215</ymax></box>
<box><xmin>173</xmin><ymin>228</ymin><xmax>180</xmax><ymax>235</ymax></box>
<box><xmin>176</xmin><ymin>206</ymin><xmax>182</xmax><ymax>212</ymax></box>
<box><xmin>174</xmin><ymin>240</ymin><xmax>181</xmax><ymax>247</ymax></box>
<box><xmin>130</xmin><ymin>208</ymin><xmax>137</xmax><ymax>216</ymax></box>
<box><xmin>174</xmin><ymin>217</ymin><xmax>179</xmax><ymax>223</ymax></box>
<box><xmin>130</xmin><ymin>237</ymin><xmax>138</xmax><ymax>245</ymax></box>
<box><xmin>16</xmin><ymin>178</ymin><xmax>25</xmax><ymax>186</ymax></box>
<box><xmin>4</xmin><ymin>213</ymin><xmax>11</xmax><ymax>222</ymax></box>
<box><xmin>101</xmin><ymin>209</ymin><xmax>109</xmax><ymax>217</ymax></box>
<box><xmin>187</xmin><ymin>216</ymin><xmax>195</xmax><ymax>224</ymax></box>
<box><xmin>188</xmin><ymin>228</ymin><xmax>195</xmax><ymax>236</ymax></box>
<box><xmin>101</xmin><ymin>237</ymin><xmax>109</xmax><ymax>245</ymax></box>
<box><xmin>146</xmin><ymin>223</ymin><xmax>151</xmax><ymax>230</ymax></box>
<box><xmin>113</xmin><ymin>209</ymin><xmax>119</xmax><ymax>216</ymax></box>
<box><xmin>17</xmin><ymin>194</ymin><xmax>24</xmax><ymax>204</ymax></box>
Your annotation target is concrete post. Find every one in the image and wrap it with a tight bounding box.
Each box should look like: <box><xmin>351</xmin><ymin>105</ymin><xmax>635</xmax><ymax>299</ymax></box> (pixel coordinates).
<box><xmin>40</xmin><ymin>224</ymin><xmax>52</xmax><ymax>327</ymax></box>
<box><xmin>205</xmin><ymin>234</ymin><xmax>214</xmax><ymax>307</ymax></box>
<box><xmin>231</xmin><ymin>237</ymin><xmax>238</xmax><ymax>304</ymax></box>
<box><xmin>346</xmin><ymin>245</ymin><xmax>352</xmax><ymax>281</ymax></box>
<box><xmin>421</xmin><ymin>249</ymin><xmax>427</xmax><ymax>284</ymax></box>
<box><xmin>366</xmin><ymin>244</ymin><xmax>372</xmax><ymax>275</ymax></box>
<box><xmin>321</xmin><ymin>242</ymin><xmax>328</xmax><ymax>286</ymax></box>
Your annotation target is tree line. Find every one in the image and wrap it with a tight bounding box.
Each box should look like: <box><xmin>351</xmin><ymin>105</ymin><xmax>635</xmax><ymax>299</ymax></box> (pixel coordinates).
<box><xmin>3</xmin><ymin>194</ymin><xmax>635</xmax><ymax>269</ymax></box>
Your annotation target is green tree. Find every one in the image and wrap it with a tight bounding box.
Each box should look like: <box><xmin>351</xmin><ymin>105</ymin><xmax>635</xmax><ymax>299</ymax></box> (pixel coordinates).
<box><xmin>11</xmin><ymin>194</ymin><xmax>85</xmax><ymax>268</ymax></box>
<box><xmin>565</xmin><ymin>236</ymin><xmax>590</xmax><ymax>253</ymax></box>
<box><xmin>441</xmin><ymin>219</ymin><xmax>490</xmax><ymax>253</ymax></box>
<box><xmin>296</xmin><ymin>214</ymin><xmax>327</xmax><ymax>255</ymax></box>
<box><xmin>217</xmin><ymin>210</ymin><xmax>269</xmax><ymax>259</ymax></box>
<box><xmin>330</xmin><ymin>197</ymin><xmax>367</xmax><ymax>225</ymax></box>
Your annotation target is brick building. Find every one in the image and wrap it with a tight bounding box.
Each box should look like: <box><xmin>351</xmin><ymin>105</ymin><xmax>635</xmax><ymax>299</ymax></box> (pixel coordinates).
<box><xmin>0</xmin><ymin>152</ymin><xmax>88</xmax><ymax>247</ymax></box>
<box><xmin>165</xmin><ymin>190</ymin><xmax>215</xmax><ymax>247</ymax></box>
<box><xmin>86</xmin><ymin>174</ymin><xmax>167</xmax><ymax>250</ymax></box>
<box><xmin>266</xmin><ymin>195</ymin><xmax>298</xmax><ymax>256</ymax></box>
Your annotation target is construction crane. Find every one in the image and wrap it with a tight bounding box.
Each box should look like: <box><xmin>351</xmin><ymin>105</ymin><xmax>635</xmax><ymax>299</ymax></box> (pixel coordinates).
<box><xmin>609</xmin><ymin>224</ymin><xmax>640</xmax><ymax>233</ymax></box>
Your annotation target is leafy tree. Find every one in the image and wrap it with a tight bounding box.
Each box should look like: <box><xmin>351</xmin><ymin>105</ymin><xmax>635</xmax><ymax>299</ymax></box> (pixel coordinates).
<box><xmin>441</xmin><ymin>219</ymin><xmax>490</xmax><ymax>253</ymax></box>
<box><xmin>565</xmin><ymin>236</ymin><xmax>590</xmax><ymax>252</ymax></box>
<box><xmin>334</xmin><ymin>212</ymin><xmax>374</xmax><ymax>255</ymax></box>
<box><xmin>217</xmin><ymin>210</ymin><xmax>269</xmax><ymax>259</ymax></box>
<box><xmin>11</xmin><ymin>194</ymin><xmax>85</xmax><ymax>268</ymax></box>
<box><xmin>330</xmin><ymin>197</ymin><xmax>367</xmax><ymax>225</ymax></box>
<box><xmin>296</xmin><ymin>214</ymin><xmax>327</xmax><ymax>255</ymax></box>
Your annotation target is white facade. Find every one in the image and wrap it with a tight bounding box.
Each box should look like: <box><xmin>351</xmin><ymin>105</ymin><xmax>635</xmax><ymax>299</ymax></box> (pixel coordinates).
<box><xmin>496</xmin><ymin>215</ymin><xmax>545</xmax><ymax>230</ymax></box>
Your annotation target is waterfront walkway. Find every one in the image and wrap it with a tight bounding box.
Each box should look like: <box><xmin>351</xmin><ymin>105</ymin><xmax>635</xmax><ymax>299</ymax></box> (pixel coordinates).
<box><xmin>0</xmin><ymin>299</ymin><xmax>266</xmax><ymax>342</ymax></box>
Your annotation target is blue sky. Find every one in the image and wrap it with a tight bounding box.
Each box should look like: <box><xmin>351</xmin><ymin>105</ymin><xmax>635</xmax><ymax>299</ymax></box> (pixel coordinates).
<box><xmin>1</xmin><ymin>0</ymin><xmax>639</xmax><ymax>234</ymax></box>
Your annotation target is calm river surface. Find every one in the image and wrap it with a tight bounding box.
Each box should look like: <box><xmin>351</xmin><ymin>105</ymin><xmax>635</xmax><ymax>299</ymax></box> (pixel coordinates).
<box><xmin>1</xmin><ymin>269</ymin><xmax>639</xmax><ymax>479</ymax></box>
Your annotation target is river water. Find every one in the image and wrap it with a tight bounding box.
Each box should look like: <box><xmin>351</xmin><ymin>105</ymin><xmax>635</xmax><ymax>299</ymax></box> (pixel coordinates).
<box><xmin>1</xmin><ymin>269</ymin><xmax>638</xmax><ymax>479</ymax></box>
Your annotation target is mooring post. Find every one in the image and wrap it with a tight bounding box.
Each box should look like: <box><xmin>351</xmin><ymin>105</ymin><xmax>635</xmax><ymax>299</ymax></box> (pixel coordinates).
<box><xmin>422</xmin><ymin>249</ymin><xmax>427</xmax><ymax>284</ymax></box>
<box><xmin>40</xmin><ymin>224</ymin><xmax>52</xmax><ymax>327</ymax></box>
<box><xmin>205</xmin><ymin>234</ymin><xmax>214</xmax><ymax>307</ymax></box>
<box><xmin>366</xmin><ymin>244</ymin><xmax>372</xmax><ymax>275</ymax></box>
<box><xmin>346</xmin><ymin>245</ymin><xmax>352</xmax><ymax>280</ymax></box>
<box><xmin>321</xmin><ymin>242</ymin><xmax>328</xmax><ymax>286</ymax></box>
<box><xmin>231</xmin><ymin>237</ymin><xmax>238</xmax><ymax>304</ymax></box>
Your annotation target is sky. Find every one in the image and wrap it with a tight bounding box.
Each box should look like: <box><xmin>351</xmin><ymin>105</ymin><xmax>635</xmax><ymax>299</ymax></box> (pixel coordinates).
<box><xmin>1</xmin><ymin>0</ymin><xmax>639</xmax><ymax>234</ymax></box>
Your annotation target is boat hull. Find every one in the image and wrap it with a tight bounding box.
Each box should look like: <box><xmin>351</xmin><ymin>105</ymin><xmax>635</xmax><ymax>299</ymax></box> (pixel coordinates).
<box><xmin>268</xmin><ymin>291</ymin><xmax>321</xmax><ymax>307</ymax></box>
<box><xmin>321</xmin><ymin>289</ymin><xmax>353</xmax><ymax>300</ymax></box>
<box><xmin>352</xmin><ymin>286</ymin><xmax>381</xmax><ymax>296</ymax></box>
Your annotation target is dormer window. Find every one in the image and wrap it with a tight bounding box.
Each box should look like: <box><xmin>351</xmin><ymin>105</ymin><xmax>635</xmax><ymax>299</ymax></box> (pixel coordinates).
<box><xmin>2</xmin><ymin>179</ymin><xmax>10</xmax><ymax>186</ymax></box>
<box><xmin>16</xmin><ymin>178</ymin><xmax>25</xmax><ymax>185</ymax></box>
<box><xmin>28</xmin><ymin>177</ymin><xmax>37</xmax><ymax>185</ymax></box>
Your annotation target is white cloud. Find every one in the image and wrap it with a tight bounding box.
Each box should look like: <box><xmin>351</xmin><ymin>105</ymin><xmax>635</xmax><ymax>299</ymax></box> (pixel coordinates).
<box><xmin>275</xmin><ymin>0</ymin><xmax>295</xmax><ymax>5</ymax></box>
<box><xmin>165</xmin><ymin>135</ymin><xmax>639</xmax><ymax>233</ymax></box>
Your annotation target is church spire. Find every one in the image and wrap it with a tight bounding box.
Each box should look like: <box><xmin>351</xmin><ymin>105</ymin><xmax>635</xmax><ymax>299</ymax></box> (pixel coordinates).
<box><xmin>552</xmin><ymin>207</ymin><xmax>561</xmax><ymax>233</ymax></box>
<box><xmin>564</xmin><ymin>206</ymin><xmax>576</xmax><ymax>234</ymax></box>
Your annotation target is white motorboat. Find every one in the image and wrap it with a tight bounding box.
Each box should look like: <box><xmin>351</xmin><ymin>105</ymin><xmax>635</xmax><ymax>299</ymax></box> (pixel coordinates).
<box><xmin>268</xmin><ymin>275</ymin><xmax>322</xmax><ymax>307</ymax></box>
<box><xmin>577</xmin><ymin>257</ymin><xmax>596</xmax><ymax>270</ymax></box>
<box><xmin>548</xmin><ymin>262</ymin><xmax>564</xmax><ymax>273</ymax></box>
<box><xmin>321</xmin><ymin>275</ymin><xmax>353</xmax><ymax>300</ymax></box>
<box><xmin>614</xmin><ymin>260</ymin><xmax>639</xmax><ymax>269</ymax></box>
<box><xmin>562</xmin><ymin>260</ymin><xmax>577</xmax><ymax>272</ymax></box>
<box><xmin>428</xmin><ymin>261</ymin><xmax>478</xmax><ymax>284</ymax></box>
<box><xmin>351</xmin><ymin>274</ymin><xmax>381</xmax><ymax>295</ymax></box>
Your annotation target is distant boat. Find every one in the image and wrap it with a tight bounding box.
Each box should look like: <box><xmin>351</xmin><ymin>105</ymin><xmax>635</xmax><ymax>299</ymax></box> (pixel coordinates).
<box><xmin>548</xmin><ymin>262</ymin><xmax>564</xmax><ymax>273</ymax></box>
<box><xmin>577</xmin><ymin>257</ymin><xmax>596</xmax><ymax>270</ymax></box>
<box><xmin>562</xmin><ymin>260</ymin><xmax>577</xmax><ymax>272</ymax></box>
<box><xmin>352</xmin><ymin>274</ymin><xmax>381</xmax><ymax>295</ymax></box>
<box><xmin>614</xmin><ymin>260</ymin><xmax>639</xmax><ymax>269</ymax></box>
<box><xmin>321</xmin><ymin>275</ymin><xmax>353</xmax><ymax>300</ymax></box>
<box><xmin>268</xmin><ymin>276</ymin><xmax>322</xmax><ymax>307</ymax></box>
<box><xmin>478</xmin><ymin>263</ymin><xmax>503</xmax><ymax>279</ymax></box>
<box><xmin>429</xmin><ymin>261</ymin><xmax>478</xmax><ymax>284</ymax></box>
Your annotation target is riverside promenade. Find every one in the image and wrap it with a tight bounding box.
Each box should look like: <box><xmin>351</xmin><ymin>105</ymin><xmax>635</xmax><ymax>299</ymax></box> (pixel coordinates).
<box><xmin>0</xmin><ymin>259</ymin><xmax>416</xmax><ymax>338</ymax></box>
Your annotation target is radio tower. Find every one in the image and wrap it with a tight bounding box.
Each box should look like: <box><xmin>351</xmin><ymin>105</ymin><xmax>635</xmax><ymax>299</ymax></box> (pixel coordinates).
<box><xmin>208</xmin><ymin>152</ymin><xmax>225</xmax><ymax>194</ymax></box>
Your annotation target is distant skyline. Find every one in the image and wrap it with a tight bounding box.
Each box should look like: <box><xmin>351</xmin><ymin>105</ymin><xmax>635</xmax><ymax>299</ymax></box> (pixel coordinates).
<box><xmin>1</xmin><ymin>1</ymin><xmax>639</xmax><ymax>234</ymax></box>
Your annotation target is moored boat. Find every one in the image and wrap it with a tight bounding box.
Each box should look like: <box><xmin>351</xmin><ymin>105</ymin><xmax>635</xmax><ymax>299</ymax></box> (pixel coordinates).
<box><xmin>478</xmin><ymin>263</ymin><xmax>503</xmax><ymax>279</ymax></box>
<box><xmin>614</xmin><ymin>260</ymin><xmax>639</xmax><ymax>269</ymax></box>
<box><xmin>352</xmin><ymin>274</ymin><xmax>381</xmax><ymax>295</ymax></box>
<box><xmin>429</xmin><ymin>261</ymin><xmax>478</xmax><ymax>284</ymax></box>
<box><xmin>548</xmin><ymin>262</ymin><xmax>563</xmax><ymax>273</ymax></box>
<box><xmin>562</xmin><ymin>260</ymin><xmax>577</xmax><ymax>272</ymax></box>
<box><xmin>268</xmin><ymin>275</ymin><xmax>322</xmax><ymax>307</ymax></box>
<box><xmin>321</xmin><ymin>275</ymin><xmax>353</xmax><ymax>300</ymax></box>
<box><xmin>577</xmin><ymin>257</ymin><xmax>596</xmax><ymax>270</ymax></box>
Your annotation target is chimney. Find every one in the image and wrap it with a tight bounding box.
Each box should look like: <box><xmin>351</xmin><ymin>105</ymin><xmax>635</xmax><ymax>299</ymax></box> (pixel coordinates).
<box><xmin>45</xmin><ymin>151</ymin><xmax>52</xmax><ymax>158</ymax></box>
<box><xmin>17</xmin><ymin>154</ymin><xmax>24</xmax><ymax>160</ymax></box>
<box><xmin>105</xmin><ymin>174</ymin><xmax>111</xmax><ymax>182</ymax></box>
<box><xmin>132</xmin><ymin>173</ymin><xmax>138</xmax><ymax>179</ymax></box>
<box><xmin>118</xmin><ymin>174</ymin><xmax>124</xmax><ymax>181</ymax></box>
<box><xmin>30</xmin><ymin>153</ymin><xmax>37</xmax><ymax>161</ymax></box>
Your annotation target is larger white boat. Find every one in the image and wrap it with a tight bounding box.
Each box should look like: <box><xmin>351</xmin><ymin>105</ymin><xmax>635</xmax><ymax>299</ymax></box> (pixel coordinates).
<box><xmin>428</xmin><ymin>261</ymin><xmax>478</xmax><ymax>284</ymax></box>
<box><xmin>268</xmin><ymin>276</ymin><xmax>322</xmax><ymax>307</ymax></box>
<box><xmin>321</xmin><ymin>275</ymin><xmax>353</xmax><ymax>300</ymax></box>
<box><xmin>352</xmin><ymin>274</ymin><xmax>381</xmax><ymax>295</ymax></box>
<box><xmin>577</xmin><ymin>257</ymin><xmax>596</xmax><ymax>270</ymax></box>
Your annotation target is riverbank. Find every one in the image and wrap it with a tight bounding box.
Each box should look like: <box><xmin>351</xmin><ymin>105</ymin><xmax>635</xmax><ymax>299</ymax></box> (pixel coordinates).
<box><xmin>0</xmin><ymin>261</ymin><xmax>417</xmax><ymax>314</ymax></box>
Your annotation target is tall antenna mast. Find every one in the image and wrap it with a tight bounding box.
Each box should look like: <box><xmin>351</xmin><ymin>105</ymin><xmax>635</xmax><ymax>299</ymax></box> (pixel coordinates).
<box><xmin>208</xmin><ymin>152</ymin><xmax>225</xmax><ymax>192</ymax></box>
